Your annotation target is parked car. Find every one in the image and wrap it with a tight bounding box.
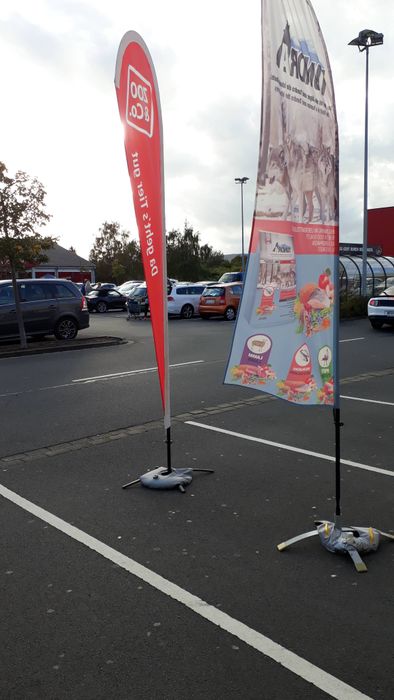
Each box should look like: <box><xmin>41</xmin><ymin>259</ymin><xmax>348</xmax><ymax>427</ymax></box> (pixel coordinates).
<box><xmin>218</xmin><ymin>271</ymin><xmax>244</xmax><ymax>284</ymax></box>
<box><xmin>367</xmin><ymin>285</ymin><xmax>394</xmax><ymax>329</ymax></box>
<box><xmin>167</xmin><ymin>283</ymin><xmax>207</xmax><ymax>319</ymax></box>
<box><xmin>198</xmin><ymin>282</ymin><xmax>243</xmax><ymax>320</ymax></box>
<box><xmin>117</xmin><ymin>280</ymin><xmax>144</xmax><ymax>295</ymax></box>
<box><xmin>91</xmin><ymin>282</ymin><xmax>117</xmax><ymax>290</ymax></box>
<box><xmin>124</xmin><ymin>283</ymin><xmax>147</xmax><ymax>298</ymax></box>
<box><xmin>86</xmin><ymin>288</ymin><xmax>127</xmax><ymax>313</ymax></box>
<box><xmin>0</xmin><ymin>278</ymin><xmax>89</xmax><ymax>340</ymax></box>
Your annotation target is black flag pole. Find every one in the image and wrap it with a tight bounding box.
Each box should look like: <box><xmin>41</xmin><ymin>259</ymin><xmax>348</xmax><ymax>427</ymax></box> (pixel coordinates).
<box><xmin>121</xmin><ymin>303</ymin><xmax>214</xmax><ymax>492</ymax></box>
<box><xmin>277</xmin><ymin>257</ymin><xmax>393</xmax><ymax>571</ymax></box>
<box><xmin>333</xmin><ymin>406</ymin><xmax>342</xmax><ymax>521</ymax></box>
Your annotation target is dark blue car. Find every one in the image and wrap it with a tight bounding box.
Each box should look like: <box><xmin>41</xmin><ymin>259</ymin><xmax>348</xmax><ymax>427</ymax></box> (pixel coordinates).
<box><xmin>86</xmin><ymin>288</ymin><xmax>127</xmax><ymax>313</ymax></box>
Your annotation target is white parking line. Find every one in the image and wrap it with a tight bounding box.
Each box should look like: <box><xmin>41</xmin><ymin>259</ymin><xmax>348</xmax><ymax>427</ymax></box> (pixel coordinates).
<box><xmin>72</xmin><ymin>360</ymin><xmax>204</xmax><ymax>383</ymax></box>
<box><xmin>186</xmin><ymin>422</ymin><xmax>393</xmax><ymax>477</ymax></box>
<box><xmin>341</xmin><ymin>395</ymin><xmax>394</xmax><ymax>407</ymax></box>
<box><xmin>0</xmin><ymin>361</ymin><xmax>205</xmax><ymax>398</ymax></box>
<box><xmin>339</xmin><ymin>338</ymin><xmax>364</xmax><ymax>343</ymax></box>
<box><xmin>0</xmin><ymin>483</ymin><xmax>373</xmax><ymax>700</ymax></box>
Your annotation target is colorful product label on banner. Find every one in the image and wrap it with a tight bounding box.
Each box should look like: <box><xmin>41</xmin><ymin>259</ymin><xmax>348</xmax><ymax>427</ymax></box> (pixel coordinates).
<box><xmin>229</xmin><ymin>334</ymin><xmax>276</xmax><ymax>386</ymax></box>
<box><xmin>259</xmin><ymin>230</ymin><xmax>296</xmax><ymax>302</ymax></box>
<box><xmin>276</xmin><ymin>343</ymin><xmax>316</xmax><ymax>402</ymax></box>
<box><xmin>317</xmin><ymin>344</ymin><xmax>334</xmax><ymax>404</ymax></box>
<box><xmin>224</xmin><ymin>0</ymin><xmax>339</xmax><ymax>407</ymax></box>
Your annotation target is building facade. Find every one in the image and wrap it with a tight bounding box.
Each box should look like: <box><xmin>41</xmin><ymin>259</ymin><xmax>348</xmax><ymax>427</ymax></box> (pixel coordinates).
<box><xmin>368</xmin><ymin>206</ymin><xmax>394</xmax><ymax>256</ymax></box>
<box><xmin>0</xmin><ymin>243</ymin><xmax>95</xmax><ymax>282</ymax></box>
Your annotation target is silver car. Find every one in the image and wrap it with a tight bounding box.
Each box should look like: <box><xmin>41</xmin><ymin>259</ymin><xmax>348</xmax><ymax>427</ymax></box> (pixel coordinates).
<box><xmin>0</xmin><ymin>279</ymin><xmax>90</xmax><ymax>340</ymax></box>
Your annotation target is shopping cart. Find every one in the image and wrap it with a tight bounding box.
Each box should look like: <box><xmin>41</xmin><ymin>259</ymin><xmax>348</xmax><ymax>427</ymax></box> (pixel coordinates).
<box><xmin>126</xmin><ymin>298</ymin><xmax>148</xmax><ymax>320</ymax></box>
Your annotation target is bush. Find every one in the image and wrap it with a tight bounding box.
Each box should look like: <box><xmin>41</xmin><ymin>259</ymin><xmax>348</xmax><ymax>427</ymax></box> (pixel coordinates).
<box><xmin>340</xmin><ymin>295</ymin><xmax>368</xmax><ymax>319</ymax></box>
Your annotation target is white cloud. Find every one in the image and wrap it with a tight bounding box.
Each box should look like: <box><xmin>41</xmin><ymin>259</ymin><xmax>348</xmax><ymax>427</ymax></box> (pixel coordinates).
<box><xmin>0</xmin><ymin>0</ymin><xmax>392</xmax><ymax>258</ymax></box>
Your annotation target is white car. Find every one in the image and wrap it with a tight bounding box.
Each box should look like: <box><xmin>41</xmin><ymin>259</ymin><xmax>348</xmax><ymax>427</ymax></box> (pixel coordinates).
<box><xmin>117</xmin><ymin>280</ymin><xmax>144</xmax><ymax>295</ymax></box>
<box><xmin>167</xmin><ymin>283</ymin><xmax>207</xmax><ymax>319</ymax></box>
<box><xmin>367</xmin><ymin>285</ymin><xmax>394</xmax><ymax>329</ymax></box>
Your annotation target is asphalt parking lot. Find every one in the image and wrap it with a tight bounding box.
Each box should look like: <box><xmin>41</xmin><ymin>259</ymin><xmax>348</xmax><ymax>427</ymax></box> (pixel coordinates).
<box><xmin>0</xmin><ymin>314</ymin><xmax>393</xmax><ymax>699</ymax></box>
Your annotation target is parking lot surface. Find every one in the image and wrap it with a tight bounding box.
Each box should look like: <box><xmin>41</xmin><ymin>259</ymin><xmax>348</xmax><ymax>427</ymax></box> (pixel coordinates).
<box><xmin>1</xmin><ymin>315</ymin><xmax>393</xmax><ymax>699</ymax></box>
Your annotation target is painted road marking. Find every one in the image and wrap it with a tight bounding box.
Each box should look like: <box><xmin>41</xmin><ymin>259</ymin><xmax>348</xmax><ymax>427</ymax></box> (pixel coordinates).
<box><xmin>341</xmin><ymin>395</ymin><xmax>394</xmax><ymax>407</ymax></box>
<box><xmin>186</xmin><ymin>422</ymin><xmax>393</xmax><ymax>477</ymax></box>
<box><xmin>72</xmin><ymin>360</ymin><xmax>204</xmax><ymax>383</ymax></box>
<box><xmin>339</xmin><ymin>338</ymin><xmax>364</xmax><ymax>343</ymax></box>
<box><xmin>0</xmin><ymin>361</ymin><xmax>204</xmax><ymax>397</ymax></box>
<box><xmin>0</xmin><ymin>483</ymin><xmax>372</xmax><ymax>700</ymax></box>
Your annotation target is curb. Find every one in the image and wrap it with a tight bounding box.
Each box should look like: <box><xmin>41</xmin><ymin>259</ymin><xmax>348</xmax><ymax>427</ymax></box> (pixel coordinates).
<box><xmin>0</xmin><ymin>336</ymin><xmax>127</xmax><ymax>359</ymax></box>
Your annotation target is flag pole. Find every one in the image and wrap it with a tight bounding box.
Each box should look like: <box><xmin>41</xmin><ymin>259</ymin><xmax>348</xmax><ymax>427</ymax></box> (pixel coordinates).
<box><xmin>332</xmin><ymin>230</ymin><xmax>342</xmax><ymax>523</ymax></box>
<box><xmin>116</xmin><ymin>31</ymin><xmax>213</xmax><ymax>492</ymax></box>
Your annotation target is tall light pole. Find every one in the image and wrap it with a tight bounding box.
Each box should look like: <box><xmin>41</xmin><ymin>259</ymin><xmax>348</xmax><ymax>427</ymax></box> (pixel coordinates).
<box><xmin>234</xmin><ymin>176</ymin><xmax>249</xmax><ymax>275</ymax></box>
<box><xmin>349</xmin><ymin>29</ymin><xmax>383</xmax><ymax>297</ymax></box>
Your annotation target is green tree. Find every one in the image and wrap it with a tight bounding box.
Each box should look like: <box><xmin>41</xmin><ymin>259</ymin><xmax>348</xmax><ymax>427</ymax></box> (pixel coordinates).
<box><xmin>199</xmin><ymin>243</ymin><xmax>227</xmax><ymax>280</ymax></box>
<box><xmin>228</xmin><ymin>255</ymin><xmax>243</xmax><ymax>271</ymax></box>
<box><xmin>0</xmin><ymin>161</ymin><xmax>54</xmax><ymax>348</ymax></box>
<box><xmin>166</xmin><ymin>221</ymin><xmax>225</xmax><ymax>281</ymax></box>
<box><xmin>89</xmin><ymin>222</ymin><xmax>143</xmax><ymax>284</ymax></box>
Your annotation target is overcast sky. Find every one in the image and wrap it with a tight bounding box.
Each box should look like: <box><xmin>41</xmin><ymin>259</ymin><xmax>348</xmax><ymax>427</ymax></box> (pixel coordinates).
<box><xmin>1</xmin><ymin>0</ymin><xmax>392</xmax><ymax>260</ymax></box>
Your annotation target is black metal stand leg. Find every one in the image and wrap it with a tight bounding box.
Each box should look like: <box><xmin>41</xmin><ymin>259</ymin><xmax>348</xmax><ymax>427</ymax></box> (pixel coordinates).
<box><xmin>122</xmin><ymin>478</ymin><xmax>141</xmax><ymax>489</ymax></box>
<box><xmin>162</xmin><ymin>426</ymin><xmax>172</xmax><ymax>475</ymax></box>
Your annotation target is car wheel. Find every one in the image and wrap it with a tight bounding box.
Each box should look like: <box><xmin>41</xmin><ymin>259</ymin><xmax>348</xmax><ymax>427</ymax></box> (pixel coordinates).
<box><xmin>180</xmin><ymin>304</ymin><xmax>194</xmax><ymax>319</ymax></box>
<box><xmin>97</xmin><ymin>301</ymin><xmax>107</xmax><ymax>313</ymax></box>
<box><xmin>370</xmin><ymin>319</ymin><xmax>383</xmax><ymax>330</ymax></box>
<box><xmin>54</xmin><ymin>317</ymin><xmax>78</xmax><ymax>340</ymax></box>
<box><xmin>224</xmin><ymin>306</ymin><xmax>236</xmax><ymax>321</ymax></box>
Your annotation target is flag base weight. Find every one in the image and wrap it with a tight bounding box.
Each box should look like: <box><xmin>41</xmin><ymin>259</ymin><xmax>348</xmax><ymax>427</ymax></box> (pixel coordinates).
<box><xmin>122</xmin><ymin>466</ymin><xmax>214</xmax><ymax>492</ymax></box>
<box><xmin>277</xmin><ymin>520</ymin><xmax>394</xmax><ymax>572</ymax></box>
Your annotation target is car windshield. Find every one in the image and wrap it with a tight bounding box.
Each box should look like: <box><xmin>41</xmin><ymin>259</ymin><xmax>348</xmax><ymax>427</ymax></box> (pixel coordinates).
<box><xmin>202</xmin><ymin>287</ymin><xmax>225</xmax><ymax>298</ymax></box>
<box><xmin>87</xmin><ymin>291</ymin><xmax>100</xmax><ymax>297</ymax></box>
<box><xmin>133</xmin><ymin>288</ymin><xmax>147</xmax><ymax>297</ymax></box>
<box><xmin>219</xmin><ymin>272</ymin><xmax>242</xmax><ymax>283</ymax></box>
<box><xmin>381</xmin><ymin>286</ymin><xmax>394</xmax><ymax>296</ymax></box>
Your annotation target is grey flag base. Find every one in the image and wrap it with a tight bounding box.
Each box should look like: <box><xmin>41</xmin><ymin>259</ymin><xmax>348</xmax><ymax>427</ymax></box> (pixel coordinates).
<box><xmin>277</xmin><ymin>520</ymin><xmax>394</xmax><ymax>572</ymax></box>
<box><xmin>122</xmin><ymin>466</ymin><xmax>214</xmax><ymax>493</ymax></box>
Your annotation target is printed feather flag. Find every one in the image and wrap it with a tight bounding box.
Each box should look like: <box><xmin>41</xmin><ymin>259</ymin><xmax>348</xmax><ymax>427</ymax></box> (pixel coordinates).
<box><xmin>115</xmin><ymin>32</ymin><xmax>171</xmax><ymax>427</ymax></box>
<box><xmin>225</xmin><ymin>0</ymin><xmax>339</xmax><ymax>407</ymax></box>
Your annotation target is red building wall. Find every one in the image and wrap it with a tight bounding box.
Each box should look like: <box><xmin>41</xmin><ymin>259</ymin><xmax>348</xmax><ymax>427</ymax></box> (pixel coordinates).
<box><xmin>368</xmin><ymin>207</ymin><xmax>394</xmax><ymax>256</ymax></box>
<box><xmin>34</xmin><ymin>270</ymin><xmax>90</xmax><ymax>282</ymax></box>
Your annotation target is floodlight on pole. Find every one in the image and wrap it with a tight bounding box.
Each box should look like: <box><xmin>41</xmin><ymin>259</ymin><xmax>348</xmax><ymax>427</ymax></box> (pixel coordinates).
<box><xmin>234</xmin><ymin>177</ymin><xmax>249</xmax><ymax>275</ymax></box>
<box><xmin>349</xmin><ymin>29</ymin><xmax>383</xmax><ymax>297</ymax></box>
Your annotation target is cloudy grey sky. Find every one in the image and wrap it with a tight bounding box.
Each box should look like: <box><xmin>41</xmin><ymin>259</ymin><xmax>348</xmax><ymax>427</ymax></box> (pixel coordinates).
<box><xmin>0</xmin><ymin>0</ymin><xmax>392</xmax><ymax>259</ymax></box>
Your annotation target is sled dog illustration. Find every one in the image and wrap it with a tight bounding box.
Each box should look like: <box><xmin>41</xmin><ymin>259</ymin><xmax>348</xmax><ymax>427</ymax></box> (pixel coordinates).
<box><xmin>317</xmin><ymin>146</ymin><xmax>336</xmax><ymax>223</ymax></box>
<box><xmin>266</xmin><ymin>145</ymin><xmax>291</xmax><ymax>219</ymax></box>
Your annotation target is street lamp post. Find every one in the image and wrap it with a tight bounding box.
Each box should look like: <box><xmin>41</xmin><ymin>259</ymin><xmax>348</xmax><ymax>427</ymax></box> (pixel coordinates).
<box><xmin>234</xmin><ymin>176</ymin><xmax>249</xmax><ymax>275</ymax></box>
<box><xmin>349</xmin><ymin>29</ymin><xmax>383</xmax><ymax>297</ymax></box>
